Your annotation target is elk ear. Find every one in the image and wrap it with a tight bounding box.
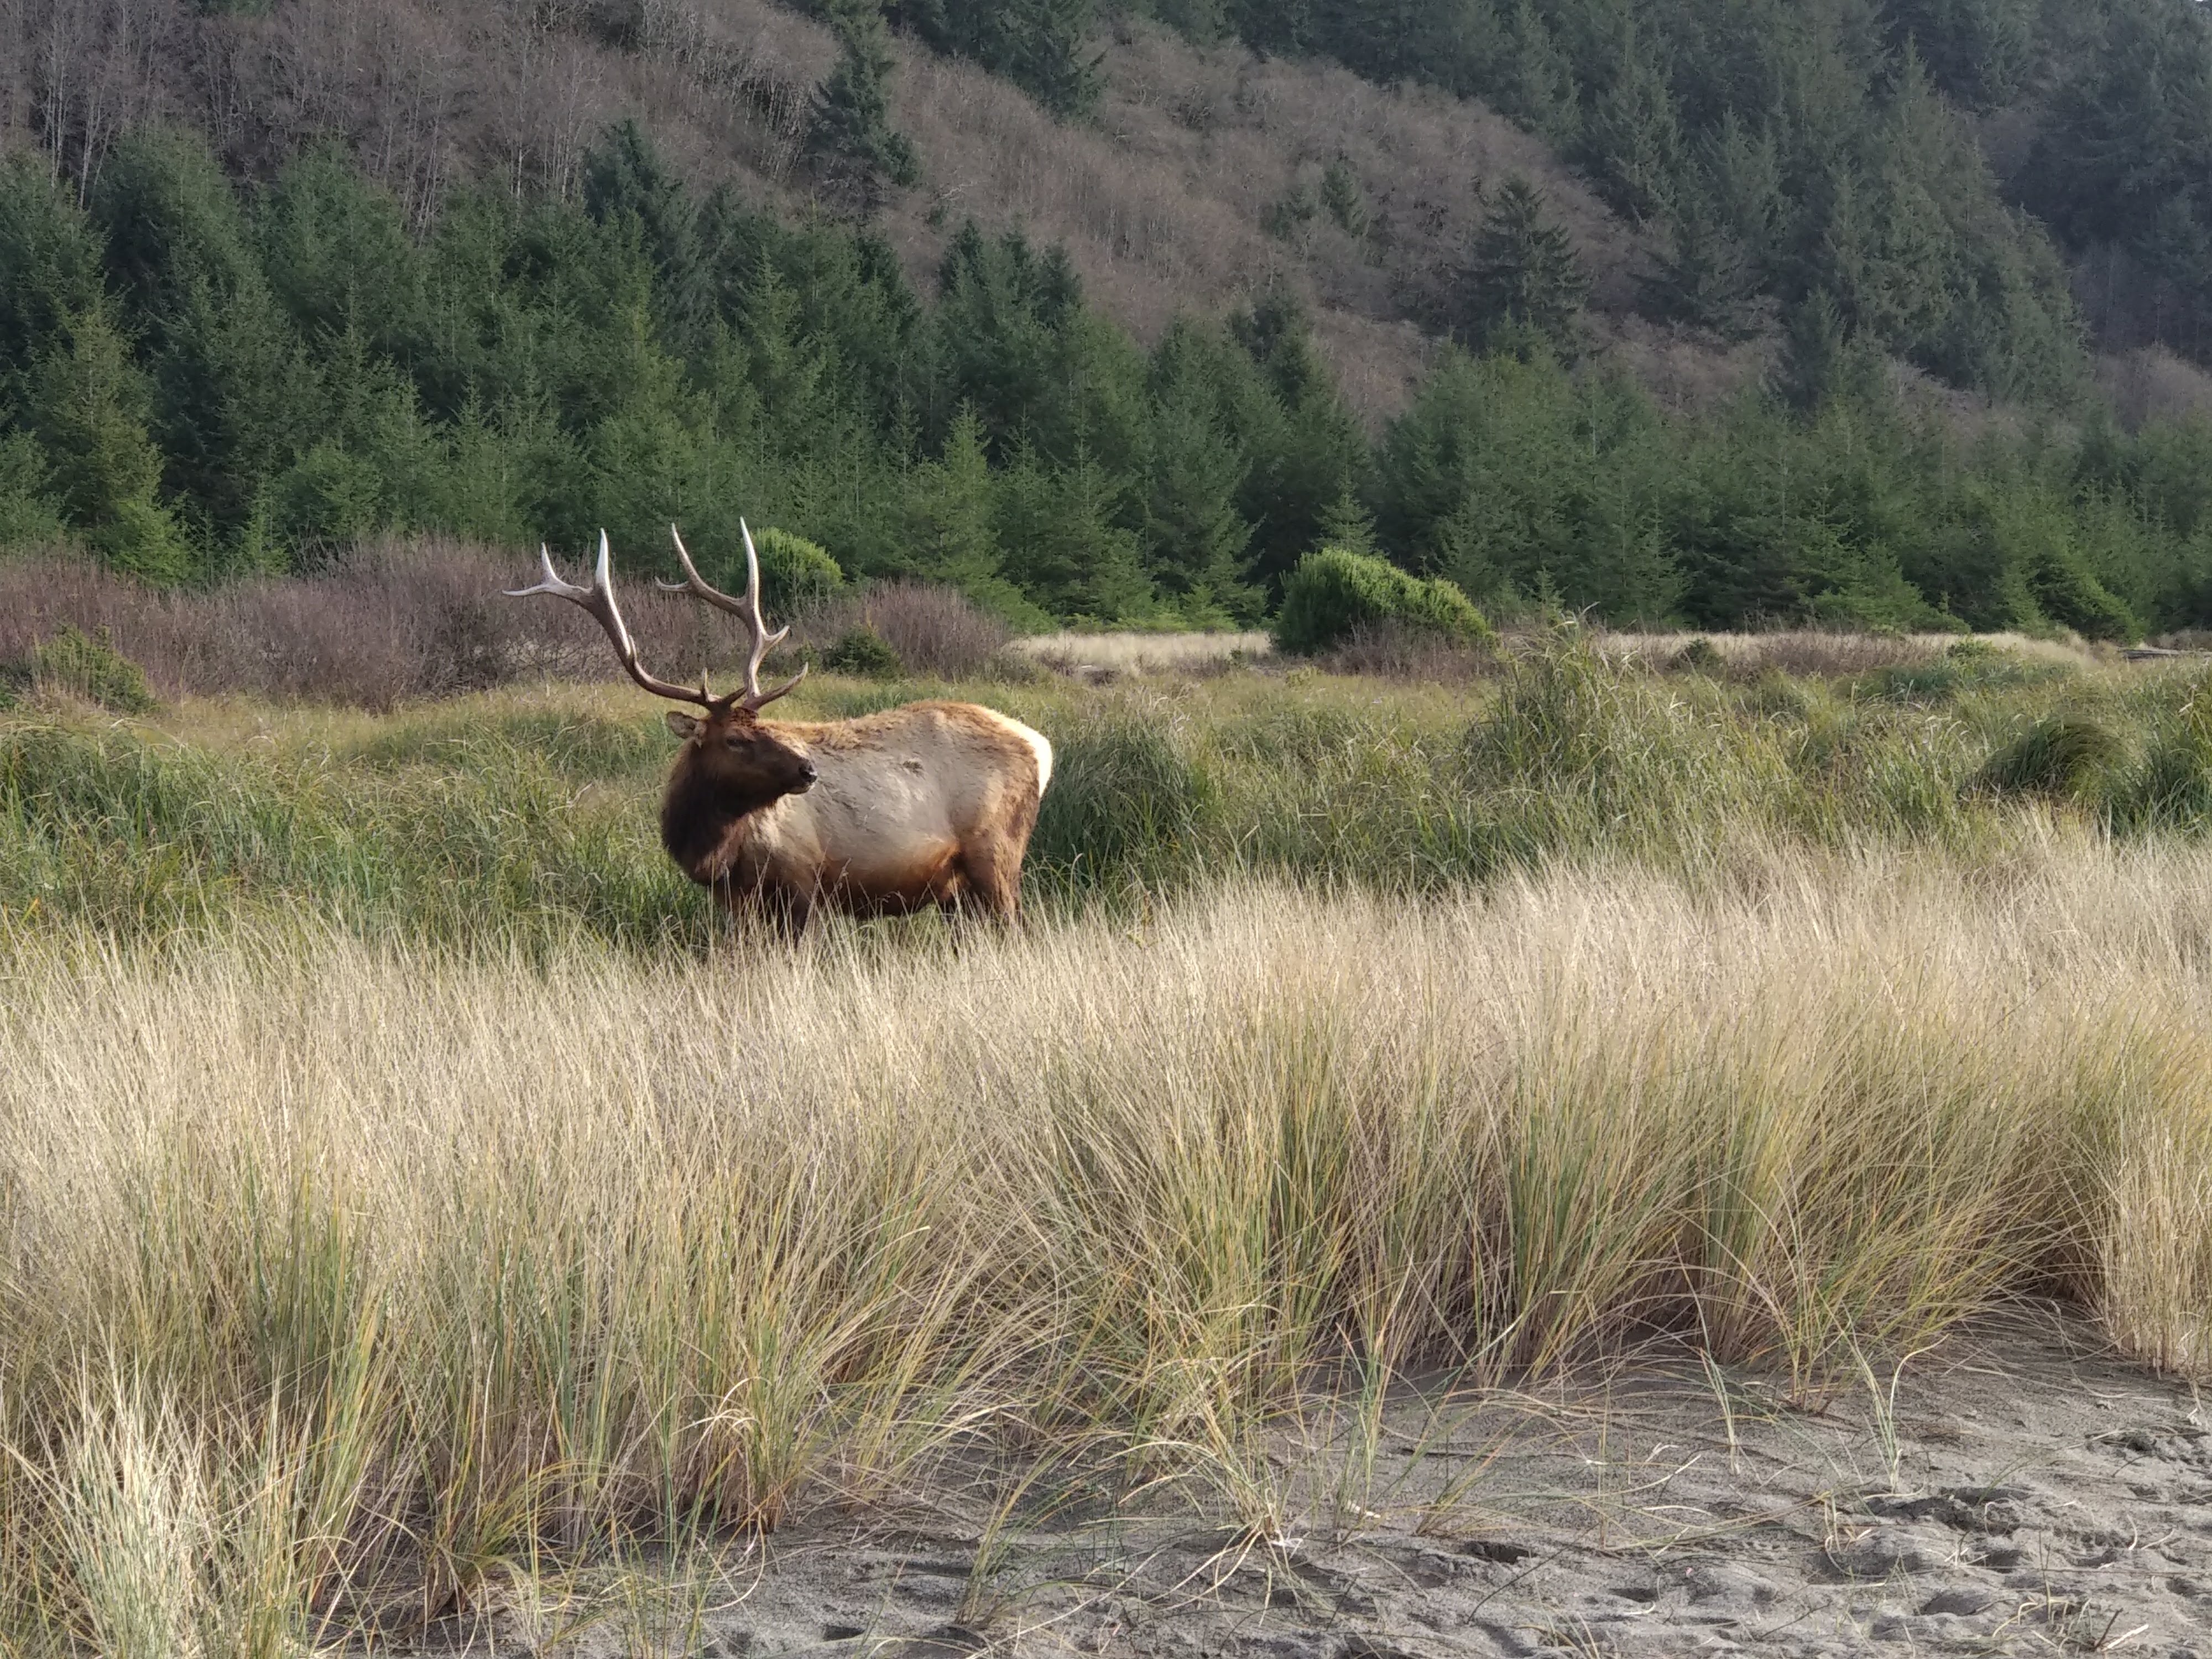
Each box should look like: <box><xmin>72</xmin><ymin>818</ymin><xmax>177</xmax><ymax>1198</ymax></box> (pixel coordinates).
<box><xmin>665</xmin><ymin>710</ymin><xmax>702</xmax><ymax>740</ymax></box>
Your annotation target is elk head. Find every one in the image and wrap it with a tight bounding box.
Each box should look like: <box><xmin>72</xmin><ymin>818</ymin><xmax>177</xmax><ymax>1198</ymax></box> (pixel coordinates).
<box><xmin>506</xmin><ymin>523</ymin><xmax>819</xmax><ymax>808</ymax></box>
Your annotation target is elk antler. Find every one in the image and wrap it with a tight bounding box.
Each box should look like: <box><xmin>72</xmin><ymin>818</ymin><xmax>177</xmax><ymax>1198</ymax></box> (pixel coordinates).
<box><xmin>659</xmin><ymin>521</ymin><xmax>807</xmax><ymax>712</ymax></box>
<box><xmin>506</xmin><ymin>530</ymin><xmax>731</xmax><ymax>709</ymax></box>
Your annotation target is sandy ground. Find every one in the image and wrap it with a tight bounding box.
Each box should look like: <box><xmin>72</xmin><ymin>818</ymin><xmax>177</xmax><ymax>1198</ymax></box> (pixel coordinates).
<box><xmin>449</xmin><ymin>1311</ymin><xmax>2212</xmax><ymax>1658</ymax></box>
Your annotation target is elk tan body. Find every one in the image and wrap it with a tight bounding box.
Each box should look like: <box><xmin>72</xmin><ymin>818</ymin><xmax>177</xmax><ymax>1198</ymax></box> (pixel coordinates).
<box><xmin>663</xmin><ymin>700</ymin><xmax>1051</xmax><ymax>926</ymax></box>
<box><xmin>512</xmin><ymin>525</ymin><xmax>1052</xmax><ymax>931</ymax></box>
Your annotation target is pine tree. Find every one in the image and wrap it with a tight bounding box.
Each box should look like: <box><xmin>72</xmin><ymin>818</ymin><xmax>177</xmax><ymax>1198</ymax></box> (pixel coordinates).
<box><xmin>1142</xmin><ymin>393</ymin><xmax>1257</xmax><ymax>622</ymax></box>
<box><xmin>806</xmin><ymin>1</ymin><xmax>921</xmax><ymax>215</ymax></box>
<box><xmin>992</xmin><ymin>441</ymin><xmax>1151</xmax><ymax>620</ymax></box>
<box><xmin>1772</xmin><ymin>288</ymin><xmax>1884</xmax><ymax>411</ymax></box>
<box><xmin>1581</xmin><ymin>14</ymin><xmax>1681</xmax><ymax>223</ymax></box>
<box><xmin>1639</xmin><ymin>196</ymin><xmax>1762</xmax><ymax>338</ymax></box>
<box><xmin>1460</xmin><ymin>177</ymin><xmax>1590</xmax><ymax>355</ymax></box>
<box><xmin>29</xmin><ymin>304</ymin><xmax>190</xmax><ymax>579</ymax></box>
<box><xmin>582</xmin><ymin>120</ymin><xmax>709</xmax><ymax>345</ymax></box>
<box><xmin>902</xmin><ymin>406</ymin><xmax>1009</xmax><ymax>593</ymax></box>
<box><xmin>900</xmin><ymin>0</ymin><xmax>1103</xmax><ymax>118</ymax></box>
<box><xmin>1504</xmin><ymin>0</ymin><xmax>1580</xmax><ymax>146</ymax></box>
<box><xmin>0</xmin><ymin>157</ymin><xmax>107</xmax><ymax>394</ymax></box>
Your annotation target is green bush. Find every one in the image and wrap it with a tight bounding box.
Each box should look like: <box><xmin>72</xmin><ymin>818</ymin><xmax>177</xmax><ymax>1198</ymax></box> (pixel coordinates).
<box><xmin>821</xmin><ymin>625</ymin><xmax>902</xmax><ymax>677</ymax></box>
<box><xmin>752</xmin><ymin>528</ymin><xmax>844</xmax><ymax>609</ymax></box>
<box><xmin>1</xmin><ymin>625</ymin><xmax>156</xmax><ymax>713</ymax></box>
<box><xmin>1272</xmin><ymin>545</ymin><xmax>1495</xmax><ymax>656</ymax></box>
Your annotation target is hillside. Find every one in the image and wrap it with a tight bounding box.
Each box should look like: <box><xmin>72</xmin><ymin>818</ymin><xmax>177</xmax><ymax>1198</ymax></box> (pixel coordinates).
<box><xmin>0</xmin><ymin>0</ymin><xmax>1687</xmax><ymax>421</ymax></box>
<box><xmin>2</xmin><ymin>0</ymin><xmax>2211</xmax><ymax>639</ymax></box>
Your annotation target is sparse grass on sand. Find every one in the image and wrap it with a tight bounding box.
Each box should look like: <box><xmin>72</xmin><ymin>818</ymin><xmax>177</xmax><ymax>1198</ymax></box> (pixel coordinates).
<box><xmin>8</xmin><ymin>634</ymin><xmax>2212</xmax><ymax>1645</ymax></box>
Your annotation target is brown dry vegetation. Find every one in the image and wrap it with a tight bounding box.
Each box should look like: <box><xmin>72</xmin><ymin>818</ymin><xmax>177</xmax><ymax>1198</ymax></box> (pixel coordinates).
<box><xmin>0</xmin><ymin>542</ymin><xmax>825</xmax><ymax>708</ymax></box>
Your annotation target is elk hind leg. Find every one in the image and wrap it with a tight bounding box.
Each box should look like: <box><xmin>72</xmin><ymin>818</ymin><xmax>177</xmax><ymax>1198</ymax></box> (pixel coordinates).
<box><xmin>956</xmin><ymin>835</ymin><xmax>1025</xmax><ymax>926</ymax></box>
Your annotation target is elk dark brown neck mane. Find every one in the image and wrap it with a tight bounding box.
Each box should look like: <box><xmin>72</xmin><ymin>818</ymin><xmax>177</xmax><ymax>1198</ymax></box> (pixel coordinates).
<box><xmin>659</xmin><ymin>742</ymin><xmax>763</xmax><ymax>883</ymax></box>
<box><xmin>509</xmin><ymin>523</ymin><xmax>1052</xmax><ymax>932</ymax></box>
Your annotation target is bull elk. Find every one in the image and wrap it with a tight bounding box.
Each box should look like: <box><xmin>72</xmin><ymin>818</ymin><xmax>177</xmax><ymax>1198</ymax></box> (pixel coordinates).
<box><xmin>508</xmin><ymin>524</ymin><xmax>1053</xmax><ymax>931</ymax></box>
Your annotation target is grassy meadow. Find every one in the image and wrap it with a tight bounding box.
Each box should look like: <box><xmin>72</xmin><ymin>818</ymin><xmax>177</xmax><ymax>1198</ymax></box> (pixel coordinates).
<box><xmin>8</xmin><ymin>629</ymin><xmax>2212</xmax><ymax>1648</ymax></box>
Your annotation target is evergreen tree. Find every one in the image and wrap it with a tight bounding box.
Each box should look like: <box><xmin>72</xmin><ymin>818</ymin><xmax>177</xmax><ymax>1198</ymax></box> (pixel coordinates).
<box><xmin>0</xmin><ymin>158</ymin><xmax>107</xmax><ymax>395</ymax></box>
<box><xmin>992</xmin><ymin>441</ymin><xmax>1151</xmax><ymax>619</ymax></box>
<box><xmin>582</xmin><ymin>121</ymin><xmax>710</xmax><ymax>345</ymax></box>
<box><xmin>1771</xmin><ymin>288</ymin><xmax>1879</xmax><ymax>411</ymax></box>
<box><xmin>900</xmin><ymin>405</ymin><xmax>1012</xmax><ymax>596</ymax></box>
<box><xmin>258</xmin><ymin>145</ymin><xmax>422</xmax><ymax>356</ymax></box>
<box><xmin>1883</xmin><ymin>0</ymin><xmax>2036</xmax><ymax>109</ymax></box>
<box><xmin>28</xmin><ymin>303</ymin><xmax>190</xmax><ymax>578</ymax></box>
<box><xmin>1225</xmin><ymin>296</ymin><xmax>1366</xmax><ymax>597</ymax></box>
<box><xmin>1141</xmin><ymin>389</ymin><xmax>1258</xmax><ymax>622</ymax></box>
<box><xmin>1580</xmin><ymin>12</ymin><xmax>1681</xmax><ymax>223</ymax></box>
<box><xmin>898</xmin><ymin>0</ymin><xmax>1103</xmax><ymax>118</ymax></box>
<box><xmin>806</xmin><ymin>1</ymin><xmax>921</xmax><ymax>215</ymax></box>
<box><xmin>1639</xmin><ymin>196</ymin><xmax>1762</xmax><ymax>337</ymax></box>
<box><xmin>1459</xmin><ymin>177</ymin><xmax>1590</xmax><ymax>355</ymax></box>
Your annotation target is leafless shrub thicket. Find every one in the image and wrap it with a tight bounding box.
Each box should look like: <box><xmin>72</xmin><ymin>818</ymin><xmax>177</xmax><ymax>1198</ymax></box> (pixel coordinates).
<box><xmin>0</xmin><ymin>0</ymin><xmax>833</xmax><ymax>217</ymax></box>
<box><xmin>0</xmin><ymin>540</ymin><xmax>795</xmax><ymax>709</ymax></box>
<box><xmin>2097</xmin><ymin>347</ymin><xmax>2212</xmax><ymax>432</ymax></box>
<box><xmin>789</xmin><ymin>580</ymin><xmax>1013</xmax><ymax>680</ymax></box>
<box><xmin>0</xmin><ymin>544</ymin><xmax>1026</xmax><ymax>707</ymax></box>
<box><xmin>1318</xmin><ymin>618</ymin><xmax>1495</xmax><ymax>682</ymax></box>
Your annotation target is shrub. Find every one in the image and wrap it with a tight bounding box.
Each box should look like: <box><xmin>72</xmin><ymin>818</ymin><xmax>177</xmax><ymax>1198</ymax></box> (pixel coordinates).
<box><xmin>1273</xmin><ymin>546</ymin><xmax>1495</xmax><ymax>657</ymax></box>
<box><xmin>1</xmin><ymin>625</ymin><xmax>157</xmax><ymax>713</ymax></box>
<box><xmin>821</xmin><ymin>625</ymin><xmax>903</xmax><ymax>678</ymax></box>
<box><xmin>1979</xmin><ymin>716</ymin><xmax>2122</xmax><ymax>800</ymax></box>
<box><xmin>750</xmin><ymin>528</ymin><xmax>844</xmax><ymax>609</ymax></box>
<box><xmin>1317</xmin><ymin>619</ymin><xmax>1490</xmax><ymax>682</ymax></box>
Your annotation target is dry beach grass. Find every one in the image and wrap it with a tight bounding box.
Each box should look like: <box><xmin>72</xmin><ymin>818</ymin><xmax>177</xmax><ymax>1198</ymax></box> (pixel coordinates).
<box><xmin>6</xmin><ymin>842</ymin><xmax>2212</xmax><ymax>1647</ymax></box>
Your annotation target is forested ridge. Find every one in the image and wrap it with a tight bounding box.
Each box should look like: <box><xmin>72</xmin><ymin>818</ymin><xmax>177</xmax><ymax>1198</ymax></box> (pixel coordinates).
<box><xmin>2</xmin><ymin>0</ymin><xmax>2210</xmax><ymax>637</ymax></box>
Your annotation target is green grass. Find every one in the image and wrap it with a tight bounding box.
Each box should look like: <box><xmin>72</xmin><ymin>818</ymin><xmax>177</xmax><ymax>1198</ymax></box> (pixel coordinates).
<box><xmin>6</xmin><ymin>631</ymin><xmax>2209</xmax><ymax>948</ymax></box>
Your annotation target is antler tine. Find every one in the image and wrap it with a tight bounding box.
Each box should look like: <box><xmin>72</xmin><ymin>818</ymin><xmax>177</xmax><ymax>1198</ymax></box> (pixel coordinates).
<box><xmin>505</xmin><ymin>531</ymin><xmax>721</xmax><ymax>709</ymax></box>
<box><xmin>737</xmin><ymin>519</ymin><xmax>805</xmax><ymax>711</ymax></box>
<box><xmin>658</xmin><ymin>522</ymin><xmax>805</xmax><ymax>711</ymax></box>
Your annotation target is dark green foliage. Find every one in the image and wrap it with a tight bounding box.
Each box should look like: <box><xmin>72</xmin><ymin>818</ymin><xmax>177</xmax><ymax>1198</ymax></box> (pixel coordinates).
<box><xmin>822</xmin><ymin>624</ymin><xmax>904</xmax><ymax>676</ymax></box>
<box><xmin>807</xmin><ymin>1</ymin><xmax>923</xmax><ymax>212</ymax></box>
<box><xmin>1979</xmin><ymin>715</ymin><xmax>2122</xmax><ymax>800</ymax></box>
<box><xmin>1127</xmin><ymin>0</ymin><xmax>2094</xmax><ymax>400</ymax></box>
<box><xmin>1459</xmin><ymin>178</ymin><xmax>1589</xmax><ymax>355</ymax></box>
<box><xmin>1640</xmin><ymin>199</ymin><xmax>1763</xmax><ymax>339</ymax></box>
<box><xmin>1274</xmin><ymin>546</ymin><xmax>1494</xmax><ymax>656</ymax></box>
<box><xmin>2027</xmin><ymin>0</ymin><xmax>2212</xmax><ymax>364</ymax></box>
<box><xmin>751</xmin><ymin>527</ymin><xmax>846</xmax><ymax>608</ymax></box>
<box><xmin>896</xmin><ymin>0</ymin><xmax>1103</xmax><ymax>116</ymax></box>
<box><xmin>24</xmin><ymin>304</ymin><xmax>190</xmax><ymax>579</ymax></box>
<box><xmin>2</xmin><ymin>625</ymin><xmax>157</xmax><ymax>713</ymax></box>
